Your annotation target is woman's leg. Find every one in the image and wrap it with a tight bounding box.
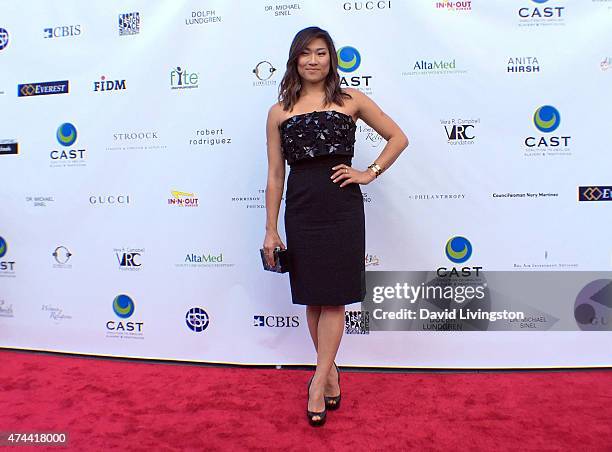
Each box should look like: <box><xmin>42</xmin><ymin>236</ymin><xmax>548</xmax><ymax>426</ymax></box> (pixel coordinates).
<box><xmin>307</xmin><ymin>305</ymin><xmax>344</xmax><ymax>420</ymax></box>
<box><xmin>306</xmin><ymin>305</ymin><xmax>322</xmax><ymax>350</ymax></box>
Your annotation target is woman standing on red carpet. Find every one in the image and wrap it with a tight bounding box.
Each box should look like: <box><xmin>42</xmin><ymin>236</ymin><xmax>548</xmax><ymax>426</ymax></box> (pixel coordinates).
<box><xmin>262</xmin><ymin>26</ymin><xmax>408</xmax><ymax>426</ymax></box>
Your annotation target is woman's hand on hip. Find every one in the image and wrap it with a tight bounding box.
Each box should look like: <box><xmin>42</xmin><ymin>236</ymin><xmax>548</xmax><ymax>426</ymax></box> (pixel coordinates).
<box><xmin>331</xmin><ymin>164</ymin><xmax>376</xmax><ymax>187</ymax></box>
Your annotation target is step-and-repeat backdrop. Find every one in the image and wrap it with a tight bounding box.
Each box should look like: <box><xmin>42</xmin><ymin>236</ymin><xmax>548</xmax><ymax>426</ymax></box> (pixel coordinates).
<box><xmin>1</xmin><ymin>0</ymin><xmax>611</xmax><ymax>368</ymax></box>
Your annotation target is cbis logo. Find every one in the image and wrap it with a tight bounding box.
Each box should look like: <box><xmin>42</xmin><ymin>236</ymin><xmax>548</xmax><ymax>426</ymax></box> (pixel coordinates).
<box><xmin>50</xmin><ymin>123</ymin><xmax>86</xmax><ymax>167</ymax></box>
<box><xmin>106</xmin><ymin>294</ymin><xmax>144</xmax><ymax>338</ymax></box>
<box><xmin>253</xmin><ymin>315</ymin><xmax>299</xmax><ymax>328</ymax></box>
<box><xmin>524</xmin><ymin>105</ymin><xmax>571</xmax><ymax>156</ymax></box>
<box><xmin>337</xmin><ymin>46</ymin><xmax>372</xmax><ymax>93</ymax></box>
<box><xmin>43</xmin><ymin>25</ymin><xmax>81</xmax><ymax>38</ymax></box>
<box><xmin>0</xmin><ymin>236</ymin><xmax>17</xmax><ymax>275</ymax></box>
<box><xmin>437</xmin><ymin>236</ymin><xmax>482</xmax><ymax>277</ymax></box>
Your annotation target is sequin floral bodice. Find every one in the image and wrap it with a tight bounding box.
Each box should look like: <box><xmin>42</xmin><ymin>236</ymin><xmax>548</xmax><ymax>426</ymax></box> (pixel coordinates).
<box><xmin>279</xmin><ymin>110</ymin><xmax>356</xmax><ymax>165</ymax></box>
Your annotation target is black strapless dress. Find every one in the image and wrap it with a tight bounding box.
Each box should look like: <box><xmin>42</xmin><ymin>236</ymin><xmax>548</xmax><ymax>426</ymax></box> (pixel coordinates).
<box><xmin>280</xmin><ymin>110</ymin><xmax>366</xmax><ymax>306</ymax></box>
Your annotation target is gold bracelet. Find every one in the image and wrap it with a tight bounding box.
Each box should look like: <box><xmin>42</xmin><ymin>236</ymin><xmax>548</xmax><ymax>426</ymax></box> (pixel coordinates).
<box><xmin>367</xmin><ymin>163</ymin><xmax>383</xmax><ymax>178</ymax></box>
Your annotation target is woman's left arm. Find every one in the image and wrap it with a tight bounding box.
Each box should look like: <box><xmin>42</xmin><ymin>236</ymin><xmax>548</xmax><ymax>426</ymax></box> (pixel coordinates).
<box><xmin>332</xmin><ymin>88</ymin><xmax>409</xmax><ymax>187</ymax></box>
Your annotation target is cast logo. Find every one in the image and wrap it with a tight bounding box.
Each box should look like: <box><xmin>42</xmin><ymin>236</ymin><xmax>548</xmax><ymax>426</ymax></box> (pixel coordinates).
<box><xmin>168</xmin><ymin>190</ymin><xmax>199</xmax><ymax>207</ymax></box>
<box><xmin>0</xmin><ymin>236</ymin><xmax>16</xmax><ymax>274</ymax></box>
<box><xmin>518</xmin><ymin>0</ymin><xmax>565</xmax><ymax>25</ymax></box>
<box><xmin>186</xmin><ymin>307</ymin><xmax>210</xmax><ymax>332</ymax></box>
<box><xmin>18</xmin><ymin>80</ymin><xmax>69</xmax><ymax>97</ymax></box>
<box><xmin>337</xmin><ymin>46</ymin><xmax>372</xmax><ymax>91</ymax></box>
<box><xmin>170</xmin><ymin>66</ymin><xmax>199</xmax><ymax>89</ymax></box>
<box><xmin>524</xmin><ymin>105</ymin><xmax>570</xmax><ymax>150</ymax></box>
<box><xmin>578</xmin><ymin>186</ymin><xmax>612</xmax><ymax>202</ymax></box>
<box><xmin>94</xmin><ymin>76</ymin><xmax>126</xmax><ymax>92</ymax></box>
<box><xmin>119</xmin><ymin>12</ymin><xmax>140</xmax><ymax>36</ymax></box>
<box><xmin>106</xmin><ymin>294</ymin><xmax>144</xmax><ymax>336</ymax></box>
<box><xmin>437</xmin><ymin>236</ymin><xmax>482</xmax><ymax>277</ymax></box>
<box><xmin>253</xmin><ymin>315</ymin><xmax>299</xmax><ymax>327</ymax></box>
<box><xmin>51</xmin><ymin>123</ymin><xmax>86</xmax><ymax>164</ymax></box>
<box><xmin>44</xmin><ymin>25</ymin><xmax>81</xmax><ymax>38</ymax></box>
<box><xmin>0</xmin><ymin>28</ymin><xmax>9</xmax><ymax>50</ymax></box>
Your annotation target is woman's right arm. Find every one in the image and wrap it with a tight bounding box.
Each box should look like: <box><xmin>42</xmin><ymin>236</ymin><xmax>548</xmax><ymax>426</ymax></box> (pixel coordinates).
<box><xmin>262</xmin><ymin>103</ymin><xmax>286</xmax><ymax>267</ymax></box>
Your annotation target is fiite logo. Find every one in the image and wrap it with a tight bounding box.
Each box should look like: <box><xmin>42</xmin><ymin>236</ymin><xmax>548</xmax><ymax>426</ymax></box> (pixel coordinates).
<box><xmin>56</xmin><ymin>123</ymin><xmax>77</xmax><ymax>146</ymax></box>
<box><xmin>113</xmin><ymin>294</ymin><xmax>135</xmax><ymax>318</ymax></box>
<box><xmin>445</xmin><ymin>236</ymin><xmax>472</xmax><ymax>264</ymax></box>
<box><xmin>337</xmin><ymin>46</ymin><xmax>361</xmax><ymax>73</ymax></box>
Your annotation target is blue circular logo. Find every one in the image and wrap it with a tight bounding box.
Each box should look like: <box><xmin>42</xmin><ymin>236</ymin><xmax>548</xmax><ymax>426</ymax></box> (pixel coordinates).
<box><xmin>445</xmin><ymin>236</ymin><xmax>472</xmax><ymax>264</ymax></box>
<box><xmin>0</xmin><ymin>237</ymin><xmax>6</xmax><ymax>258</ymax></box>
<box><xmin>186</xmin><ymin>307</ymin><xmax>210</xmax><ymax>332</ymax></box>
<box><xmin>113</xmin><ymin>294</ymin><xmax>135</xmax><ymax>318</ymax></box>
<box><xmin>0</xmin><ymin>29</ymin><xmax>9</xmax><ymax>51</ymax></box>
<box><xmin>56</xmin><ymin>123</ymin><xmax>77</xmax><ymax>147</ymax></box>
<box><xmin>533</xmin><ymin>105</ymin><xmax>560</xmax><ymax>133</ymax></box>
<box><xmin>532</xmin><ymin>0</ymin><xmax>549</xmax><ymax>3</ymax></box>
<box><xmin>337</xmin><ymin>46</ymin><xmax>361</xmax><ymax>73</ymax></box>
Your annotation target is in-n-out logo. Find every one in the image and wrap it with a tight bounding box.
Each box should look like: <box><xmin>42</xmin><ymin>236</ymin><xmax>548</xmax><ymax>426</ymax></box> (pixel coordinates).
<box><xmin>435</xmin><ymin>1</ymin><xmax>472</xmax><ymax>11</ymax></box>
<box><xmin>119</xmin><ymin>12</ymin><xmax>140</xmax><ymax>36</ymax></box>
<box><xmin>106</xmin><ymin>294</ymin><xmax>144</xmax><ymax>338</ymax></box>
<box><xmin>94</xmin><ymin>76</ymin><xmax>126</xmax><ymax>92</ymax></box>
<box><xmin>168</xmin><ymin>190</ymin><xmax>199</xmax><ymax>207</ymax></box>
<box><xmin>337</xmin><ymin>46</ymin><xmax>373</xmax><ymax>94</ymax></box>
<box><xmin>52</xmin><ymin>246</ymin><xmax>73</xmax><ymax>269</ymax></box>
<box><xmin>253</xmin><ymin>315</ymin><xmax>299</xmax><ymax>327</ymax></box>
<box><xmin>186</xmin><ymin>307</ymin><xmax>210</xmax><ymax>332</ymax></box>
<box><xmin>170</xmin><ymin>66</ymin><xmax>199</xmax><ymax>89</ymax></box>
<box><xmin>0</xmin><ymin>28</ymin><xmax>9</xmax><ymax>51</ymax></box>
<box><xmin>44</xmin><ymin>25</ymin><xmax>81</xmax><ymax>38</ymax></box>
<box><xmin>51</xmin><ymin>123</ymin><xmax>86</xmax><ymax>167</ymax></box>
<box><xmin>524</xmin><ymin>105</ymin><xmax>571</xmax><ymax>157</ymax></box>
<box><xmin>0</xmin><ymin>236</ymin><xmax>16</xmax><ymax>276</ymax></box>
<box><xmin>115</xmin><ymin>247</ymin><xmax>144</xmax><ymax>271</ymax></box>
<box><xmin>518</xmin><ymin>0</ymin><xmax>565</xmax><ymax>27</ymax></box>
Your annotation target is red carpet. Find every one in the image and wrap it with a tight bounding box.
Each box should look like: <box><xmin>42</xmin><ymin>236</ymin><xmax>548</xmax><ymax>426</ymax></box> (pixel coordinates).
<box><xmin>0</xmin><ymin>350</ymin><xmax>611</xmax><ymax>451</ymax></box>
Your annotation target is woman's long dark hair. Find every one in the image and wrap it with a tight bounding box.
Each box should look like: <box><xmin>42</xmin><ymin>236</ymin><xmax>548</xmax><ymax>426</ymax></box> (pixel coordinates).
<box><xmin>278</xmin><ymin>26</ymin><xmax>351</xmax><ymax>112</ymax></box>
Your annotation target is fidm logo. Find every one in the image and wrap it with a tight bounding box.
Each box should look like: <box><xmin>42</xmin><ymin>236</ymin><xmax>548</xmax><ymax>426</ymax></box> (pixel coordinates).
<box><xmin>337</xmin><ymin>46</ymin><xmax>373</xmax><ymax>94</ymax></box>
<box><xmin>0</xmin><ymin>28</ymin><xmax>9</xmax><ymax>50</ymax></box>
<box><xmin>43</xmin><ymin>25</ymin><xmax>81</xmax><ymax>38</ymax></box>
<box><xmin>186</xmin><ymin>307</ymin><xmax>210</xmax><ymax>332</ymax></box>
<box><xmin>518</xmin><ymin>0</ymin><xmax>566</xmax><ymax>27</ymax></box>
<box><xmin>18</xmin><ymin>80</ymin><xmax>69</xmax><ymax>97</ymax></box>
<box><xmin>170</xmin><ymin>66</ymin><xmax>199</xmax><ymax>89</ymax></box>
<box><xmin>119</xmin><ymin>12</ymin><xmax>140</xmax><ymax>36</ymax></box>
<box><xmin>0</xmin><ymin>140</ymin><xmax>18</xmax><ymax>155</ymax></box>
<box><xmin>106</xmin><ymin>294</ymin><xmax>144</xmax><ymax>338</ymax></box>
<box><xmin>93</xmin><ymin>76</ymin><xmax>126</xmax><ymax>92</ymax></box>
<box><xmin>524</xmin><ymin>105</ymin><xmax>571</xmax><ymax>157</ymax></box>
<box><xmin>253</xmin><ymin>315</ymin><xmax>299</xmax><ymax>327</ymax></box>
<box><xmin>578</xmin><ymin>186</ymin><xmax>612</xmax><ymax>202</ymax></box>
<box><xmin>51</xmin><ymin>123</ymin><xmax>86</xmax><ymax>167</ymax></box>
